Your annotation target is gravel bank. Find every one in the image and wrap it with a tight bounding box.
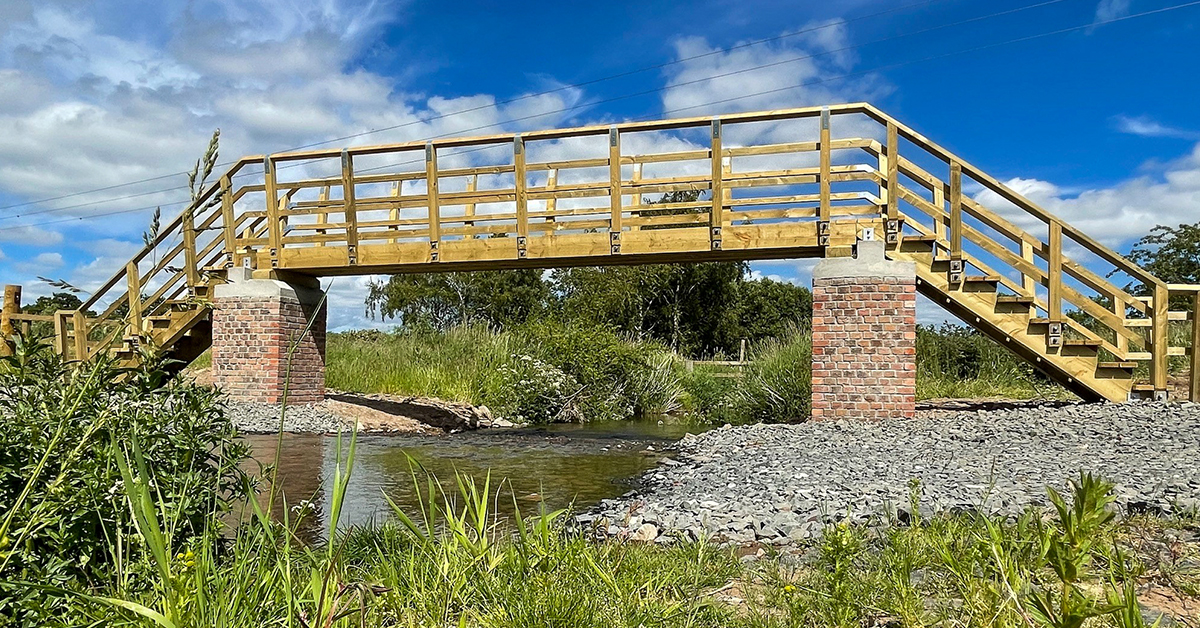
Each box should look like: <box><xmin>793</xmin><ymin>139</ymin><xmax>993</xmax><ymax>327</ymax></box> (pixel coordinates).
<box><xmin>226</xmin><ymin>392</ymin><xmax>512</xmax><ymax>434</ymax></box>
<box><xmin>581</xmin><ymin>402</ymin><xmax>1200</xmax><ymax>545</ymax></box>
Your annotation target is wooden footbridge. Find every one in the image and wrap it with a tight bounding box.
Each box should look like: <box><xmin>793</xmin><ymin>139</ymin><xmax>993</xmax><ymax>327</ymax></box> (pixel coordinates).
<box><xmin>2</xmin><ymin>103</ymin><xmax>1198</xmax><ymax>402</ymax></box>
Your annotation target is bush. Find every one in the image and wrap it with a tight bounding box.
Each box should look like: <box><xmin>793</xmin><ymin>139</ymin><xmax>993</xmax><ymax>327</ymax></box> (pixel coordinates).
<box><xmin>0</xmin><ymin>340</ymin><xmax>250</xmax><ymax>622</ymax></box>
<box><xmin>516</xmin><ymin>321</ymin><xmax>664</xmax><ymax>421</ymax></box>
<box><xmin>485</xmin><ymin>354</ymin><xmax>581</xmax><ymax>424</ymax></box>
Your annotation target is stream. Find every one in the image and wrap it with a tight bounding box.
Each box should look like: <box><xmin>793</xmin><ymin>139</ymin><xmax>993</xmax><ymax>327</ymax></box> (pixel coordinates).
<box><xmin>241</xmin><ymin>419</ymin><xmax>706</xmax><ymax>536</ymax></box>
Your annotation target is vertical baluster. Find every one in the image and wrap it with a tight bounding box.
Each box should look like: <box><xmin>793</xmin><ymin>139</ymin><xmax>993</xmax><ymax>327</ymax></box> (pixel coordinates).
<box><xmin>465</xmin><ymin>175</ymin><xmax>478</xmax><ymax>239</ymax></box>
<box><xmin>220</xmin><ymin>175</ymin><xmax>237</xmax><ymax>268</ymax></box>
<box><xmin>1113</xmin><ymin>295</ymin><xmax>1128</xmax><ymax>355</ymax></box>
<box><xmin>182</xmin><ymin>205</ymin><xmax>199</xmax><ymax>291</ymax></box>
<box><xmin>949</xmin><ymin>161</ymin><xmax>963</xmax><ymax>259</ymax></box>
<box><xmin>1021</xmin><ymin>239</ymin><xmax>1036</xmax><ymax>294</ymax></box>
<box><xmin>319</xmin><ymin>185</ymin><xmax>330</xmax><ymax>247</ymax></box>
<box><xmin>387</xmin><ymin>182</ymin><xmax>399</xmax><ymax>245</ymax></box>
<box><xmin>126</xmin><ymin>261</ymin><xmax>142</xmax><ymax>337</ymax></box>
<box><xmin>425</xmin><ymin>142</ymin><xmax>440</xmax><ymax>256</ymax></box>
<box><xmin>1151</xmin><ymin>283</ymin><xmax>1169</xmax><ymax>398</ymax></box>
<box><xmin>546</xmin><ymin>169</ymin><xmax>559</xmax><ymax>226</ymax></box>
<box><xmin>609</xmin><ymin>127</ymin><xmax>622</xmax><ymax>252</ymax></box>
<box><xmin>885</xmin><ymin>121</ymin><xmax>898</xmax><ymax>222</ymax></box>
<box><xmin>710</xmin><ymin>119</ymin><xmax>723</xmax><ymax>250</ymax></box>
<box><xmin>341</xmin><ymin>149</ymin><xmax>359</xmax><ymax>264</ymax></box>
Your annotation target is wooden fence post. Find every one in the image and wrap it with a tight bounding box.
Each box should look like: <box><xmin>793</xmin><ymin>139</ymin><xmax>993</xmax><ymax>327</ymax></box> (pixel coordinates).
<box><xmin>0</xmin><ymin>284</ymin><xmax>20</xmax><ymax>356</ymax></box>
<box><xmin>609</xmin><ymin>127</ymin><xmax>622</xmax><ymax>251</ymax></box>
<box><xmin>73</xmin><ymin>310</ymin><xmax>88</xmax><ymax>361</ymax></box>
<box><xmin>1191</xmin><ymin>291</ymin><xmax>1200</xmax><ymax>402</ymax></box>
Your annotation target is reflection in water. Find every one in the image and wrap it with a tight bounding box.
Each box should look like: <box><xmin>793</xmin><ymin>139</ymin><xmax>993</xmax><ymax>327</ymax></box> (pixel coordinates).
<box><xmin>242</xmin><ymin>420</ymin><xmax>702</xmax><ymax>534</ymax></box>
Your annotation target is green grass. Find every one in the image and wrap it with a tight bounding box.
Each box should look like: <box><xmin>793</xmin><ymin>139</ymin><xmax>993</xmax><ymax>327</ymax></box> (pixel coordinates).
<box><xmin>326</xmin><ymin>326</ymin><xmax>512</xmax><ymax>403</ymax></box>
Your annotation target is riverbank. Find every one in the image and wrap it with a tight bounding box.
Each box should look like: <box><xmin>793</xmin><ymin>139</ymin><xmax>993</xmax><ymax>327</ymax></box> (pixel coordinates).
<box><xmin>226</xmin><ymin>389</ymin><xmax>514</xmax><ymax>434</ymax></box>
<box><xmin>585</xmin><ymin>401</ymin><xmax>1200</xmax><ymax>545</ymax></box>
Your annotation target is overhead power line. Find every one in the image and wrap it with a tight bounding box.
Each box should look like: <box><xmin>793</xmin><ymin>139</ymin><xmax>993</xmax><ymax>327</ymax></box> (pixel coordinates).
<box><xmin>15</xmin><ymin>0</ymin><xmax>1200</xmax><ymax>231</ymax></box>
<box><xmin>0</xmin><ymin>0</ymin><xmax>1069</xmax><ymax>222</ymax></box>
<box><xmin>0</xmin><ymin>0</ymin><xmax>950</xmax><ymax>216</ymax></box>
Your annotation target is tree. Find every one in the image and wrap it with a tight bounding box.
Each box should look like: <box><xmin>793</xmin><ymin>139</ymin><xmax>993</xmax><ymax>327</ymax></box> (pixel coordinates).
<box><xmin>366</xmin><ymin>269</ymin><xmax>548</xmax><ymax>330</ymax></box>
<box><xmin>21</xmin><ymin>292</ymin><xmax>90</xmax><ymax>316</ymax></box>
<box><xmin>735</xmin><ymin>277</ymin><xmax>812</xmax><ymax>344</ymax></box>
<box><xmin>1126</xmin><ymin>221</ymin><xmax>1200</xmax><ymax>285</ymax></box>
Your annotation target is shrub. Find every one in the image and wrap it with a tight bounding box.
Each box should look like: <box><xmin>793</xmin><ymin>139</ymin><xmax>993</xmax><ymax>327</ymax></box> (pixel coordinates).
<box><xmin>517</xmin><ymin>321</ymin><xmax>663</xmax><ymax>421</ymax></box>
<box><xmin>485</xmin><ymin>354</ymin><xmax>582</xmax><ymax>424</ymax></box>
<box><xmin>0</xmin><ymin>341</ymin><xmax>250</xmax><ymax>622</ymax></box>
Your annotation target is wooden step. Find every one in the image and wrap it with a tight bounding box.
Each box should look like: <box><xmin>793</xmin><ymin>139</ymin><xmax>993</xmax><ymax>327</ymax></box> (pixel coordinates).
<box><xmin>1062</xmin><ymin>338</ymin><xmax>1103</xmax><ymax>348</ymax></box>
<box><xmin>899</xmin><ymin>235</ymin><xmax>938</xmax><ymax>252</ymax></box>
<box><xmin>996</xmin><ymin>295</ymin><xmax>1035</xmax><ymax>305</ymax></box>
<box><xmin>1097</xmin><ymin>361</ymin><xmax>1137</xmax><ymax>370</ymax></box>
<box><xmin>963</xmin><ymin>275</ymin><xmax>1002</xmax><ymax>284</ymax></box>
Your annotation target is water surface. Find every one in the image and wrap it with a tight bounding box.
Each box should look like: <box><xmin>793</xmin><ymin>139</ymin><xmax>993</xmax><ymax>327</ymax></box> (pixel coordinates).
<box><xmin>242</xmin><ymin>419</ymin><xmax>703</xmax><ymax>534</ymax></box>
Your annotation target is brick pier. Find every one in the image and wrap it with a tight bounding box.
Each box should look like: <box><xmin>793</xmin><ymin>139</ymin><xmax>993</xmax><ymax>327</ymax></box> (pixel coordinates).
<box><xmin>211</xmin><ymin>269</ymin><xmax>326</xmax><ymax>404</ymax></box>
<box><xmin>811</xmin><ymin>240</ymin><xmax>917</xmax><ymax>420</ymax></box>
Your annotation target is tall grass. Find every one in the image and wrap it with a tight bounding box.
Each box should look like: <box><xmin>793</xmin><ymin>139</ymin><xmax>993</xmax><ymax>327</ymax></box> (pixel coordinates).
<box><xmin>916</xmin><ymin>324</ymin><xmax>1068</xmax><ymax>401</ymax></box>
<box><xmin>326</xmin><ymin>326</ymin><xmax>512</xmax><ymax>403</ymax></box>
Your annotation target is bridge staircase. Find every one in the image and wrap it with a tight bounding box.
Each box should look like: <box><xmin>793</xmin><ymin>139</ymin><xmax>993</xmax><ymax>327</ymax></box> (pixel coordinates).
<box><xmin>5</xmin><ymin>103</ymin><xmax>1197</xmax><ymax>401</ymax></box>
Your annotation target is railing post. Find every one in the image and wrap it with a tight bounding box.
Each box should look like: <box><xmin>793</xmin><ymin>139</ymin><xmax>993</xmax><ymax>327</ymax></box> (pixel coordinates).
<box><xmin>514</xmin><ymin>135</ymin><xmax>528</xmax><ymax>257</ymax></box>
<box><xmin>0</xmin><ymin>284</ymin><xmax>20</xmax><ymax>357</ymax></box>
<box><xmin>182</xmin><ymin>205</ymin><xmax>200</xmax><ymax>292</ymax></box>
<box><xmin>425</xmin><ymin>142</ymin><xmax>440</xmax><ymax>260</ymax></box>
<box><xmin>609</xmin><ymin>127</ymin><xmax>622</xmax><ymax>253</ymax></box>
<box><xmin>818</xmin><ymin>109</ymin><xmax>831</xmax><ymax>250</ymax></box>
<box><xmin>264</xmin><ymin>155</ymin><xmax>281</xmax><ymax>268</ymax></box>
<box><xmin>1151</xmin><ymin>283</ymin><xmax>1169</xmax><ymax>399</ymax></box>
<box><xmin>948</xmin><ymin>161</ymin><xmax>963</xmax><ymax>259</ymax></box>
<box><xmin>72</xmin><ymin>310</ymin><xmax>88</xmax><ymax>361</ymax></box>
<box><xmin>126</xmin><ymin>261</ymin><xmax>143</xmax><ymax>338</ymax></box>
<box><xmin>220</xmin><ymin>175</ymin><xmax>237</xmax><ymax>268</ymax></box>
<box><xmin>711</xmin><ymin>119</ymin><xmax>724</xmax><ymax>250</ymax></box>
<box><xmin>1048</xmin><ymin>221</ymin><xmax>1063</xmax><ymax>322</ymax></box>
<box><xmin>885</xmin><ymin>121</ymin><xmax>898</xmax><ymax>223</ymax></box>
<box><xmin>341</xmin><ymin>149</ymin><xmax>359</xmax><ymax>265</ymax></box>
<box><xmin>1191</xmin><ymin>291</ymin><xmax>1200</xmax><ymax>402</ymax></box>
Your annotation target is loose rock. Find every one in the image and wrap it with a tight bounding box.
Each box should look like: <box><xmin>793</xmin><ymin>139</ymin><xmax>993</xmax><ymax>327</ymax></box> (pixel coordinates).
<box><xmin>581</xmin><ymin>402</ymin><xmax>1200</xmax><ymax>546</ymax></box>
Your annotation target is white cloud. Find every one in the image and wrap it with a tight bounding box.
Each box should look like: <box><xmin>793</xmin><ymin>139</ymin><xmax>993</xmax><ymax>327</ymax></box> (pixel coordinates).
<box><xmin>660</xmin><ymin>22</ymin><xmax>887</xmax><ymax>118</ymax></box>
<box><xmin>13</xmin><ymin>251</ymin><xmax>63</xmax><ymax>273</ymax></box>
<box><xmin>0</xmin><ymin>224</ymin><xmax>63</xmax><ymax>245</ymax></box>
<box><xmin>975</xmin><ymin>141</ymin><xmax>1200</xmax><ymax>247</ymax></box>
<box><xmin>1094</xmin><ymin>0</ymin><xmax>1132</xmax><ymax>23</ymax></box>
<box><xmin>1113</xmin><ymin>114</ymin><xmax>1199</xmax><ymax>140</ymax></box>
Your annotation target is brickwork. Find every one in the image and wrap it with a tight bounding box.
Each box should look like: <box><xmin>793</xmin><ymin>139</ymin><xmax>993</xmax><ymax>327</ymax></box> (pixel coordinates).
<box><xmin>212</xmin><ymin>291</ymin><xmax>326</xmax><ymax>404</ymax></box>
<box><xmin>811</xmin><ymin>275</ymin><xmax>916</xmax><ymax>420</ymax></box>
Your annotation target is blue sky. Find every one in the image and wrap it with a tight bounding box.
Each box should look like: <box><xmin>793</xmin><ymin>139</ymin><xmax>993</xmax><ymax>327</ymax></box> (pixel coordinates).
<box><xmin>0</xmin><ymin>0</ymin><xmax>1197</xmax><ymax>330</ymax></box>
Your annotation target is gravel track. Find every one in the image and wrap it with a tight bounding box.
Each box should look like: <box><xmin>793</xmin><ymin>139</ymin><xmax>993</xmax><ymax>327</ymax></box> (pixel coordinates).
<box><xmin>581</xmin><ymin>402</ymin><xmax>1200</xmax><ymax>545</ymax></box>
